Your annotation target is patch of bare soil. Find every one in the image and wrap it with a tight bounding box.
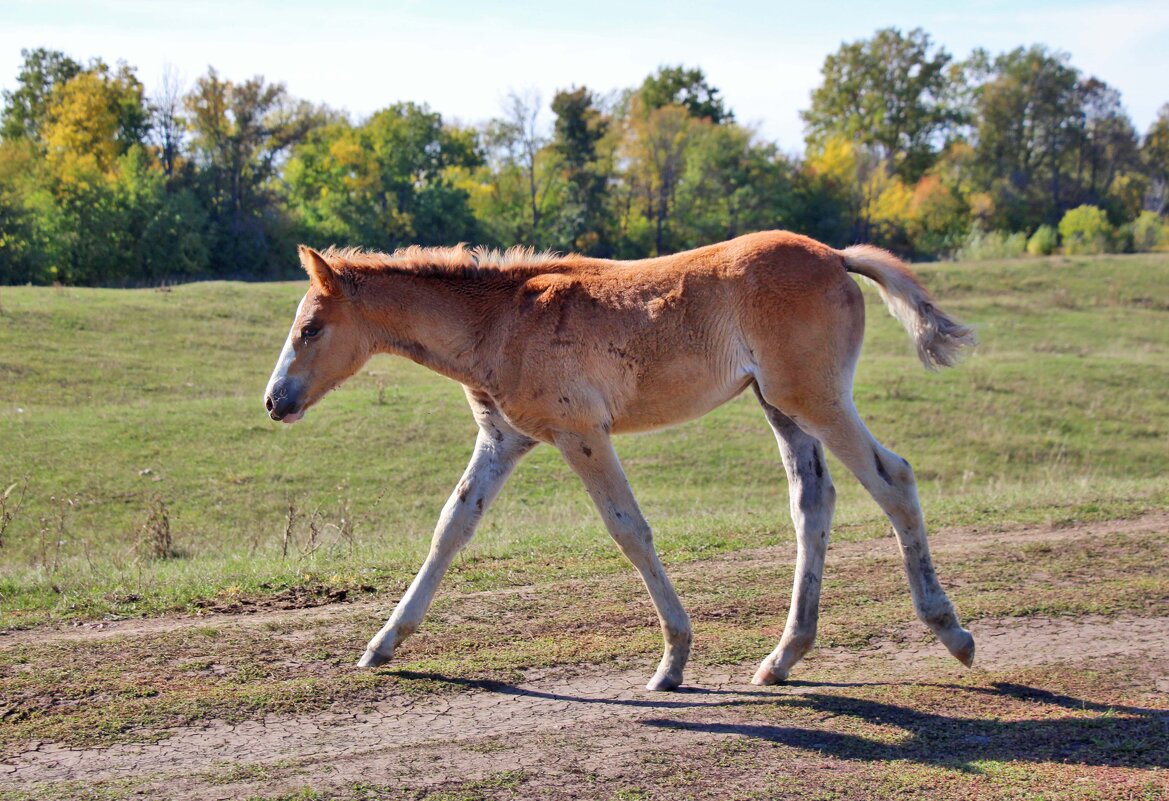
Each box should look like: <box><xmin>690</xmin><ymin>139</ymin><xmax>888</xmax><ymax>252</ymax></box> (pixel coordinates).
<box><xmin>5</xmin><ymin>612</ymin><xmax>1169</xmax><ymax>799</ymax></box>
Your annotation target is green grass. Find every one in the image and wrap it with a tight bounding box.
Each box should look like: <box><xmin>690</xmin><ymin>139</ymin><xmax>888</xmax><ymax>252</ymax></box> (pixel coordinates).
<box><xmin>0</xmin><ymin>253</ymin><xmax>1167</xmax><ymax>628</ymax></box>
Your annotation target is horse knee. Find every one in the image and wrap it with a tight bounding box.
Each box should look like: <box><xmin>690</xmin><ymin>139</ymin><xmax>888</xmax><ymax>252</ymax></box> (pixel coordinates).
<box><xmin>874</xmin><ymin>449</ymin><xmax>914</xmax><ymax>488</ymax></box>
<box><xmin>611</xmin><ymin>514</ymin><xmax>654</xmax><ymax>552</ymax></box>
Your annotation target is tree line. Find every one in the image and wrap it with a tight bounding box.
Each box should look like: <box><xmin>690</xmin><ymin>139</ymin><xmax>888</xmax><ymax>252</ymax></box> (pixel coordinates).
<box><xmin>2</xmin><ymin>28</ymin><xmax>1168</xmax><ymax>285</ymax></box>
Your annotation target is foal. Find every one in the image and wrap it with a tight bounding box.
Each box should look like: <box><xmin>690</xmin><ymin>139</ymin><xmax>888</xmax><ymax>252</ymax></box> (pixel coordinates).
<box><xmin>263</xmin><ymin>231</ymin><xmax>976</xmax><ymax>691</ymax></box>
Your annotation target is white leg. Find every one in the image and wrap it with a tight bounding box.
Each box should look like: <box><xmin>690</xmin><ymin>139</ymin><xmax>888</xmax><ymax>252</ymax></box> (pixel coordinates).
<box><xmin>800</xmin><ymin>399</ymin><xmax>975</xmax><ymax>667</ymax></box>
<box><xmin>554</xmin><ymin>430</ymin><xmax>692</xmax><ymax>691</ymax></box>
<box><xmin>751</xmin><ymin>389</ymin><xmax>836</xmax><ymax>685</ymax></box>
<box><xmin>358</xmin><ymin>402</ymin><xmax>535</xmax><ymax>667</ymax></box>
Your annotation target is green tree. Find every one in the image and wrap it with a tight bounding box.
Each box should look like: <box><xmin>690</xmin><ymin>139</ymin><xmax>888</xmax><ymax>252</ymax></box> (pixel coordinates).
<box><xmin>972</xmin><ymin>46</ymin><xmax>1082</xmax><ymax>230</ymax></box>
<box><xmin>1130</xmin><ymin>210</ymin><xmax>1166</xmax><ymax>251</ymax></box>
<box><xmin>639</xmin><ymin>65</ymin><xmax>732</xmax><ymax>123</ymax></box>
<box><xmin>1073</xmin><ymin>78</ymin><xmax>1139</xmax><ymax>215</ymax></box>
<box><xmin>112</xmin><ymin>145</ymin><xmax>210</xmax><ymax>280</ymax></box>
<box><xmin>1026</xmin><ymin>224</ymin><xmax>1058</xmax><ymax>256</ymax></box>
<box><xmin>1</xmin><ymin>48</ymin><xmax>82</xmax><ymax>143</ymax></box>
<box><xmin>0</xmin><ymin>139</ymin><xmax>55</xmax><ymax>283</ymax></box>
<box><xmin>549</xmin><ymin>86</ymin><xmax>612</xmax><ymax>254</ymax></box>
<box><xmin>677</xmin><ymin>123</ymin><xmax>794</xmax><ymax>247</ymax></box>
<box><xmin>482</xmin><ymin>91</ymin><xmax>559</xmax><ymax>245</ymax></box>
<box><xmin>1142</xmin><ymin>104</ymin><xmax>1169</xmax><ymax>214</ymax></box>
<box><xmin>185</xmin><ymin>68</ymin><xmax>322</xmax><ymax>274</ymax></box>
<box><xmin>803</xmin><ymin>28</ymin><xmax>957</xmax><ymax>182</ymax></box>
<box><xmin>285</xmin><ymin>103</ymin><xmax>481</xmax><ymax>251</ymax></box>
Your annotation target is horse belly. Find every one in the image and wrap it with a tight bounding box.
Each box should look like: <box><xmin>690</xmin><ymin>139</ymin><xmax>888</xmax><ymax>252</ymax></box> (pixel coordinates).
<box><xmin>610</xmin><ymin>355</ymin><xmax>751</xmax><ymax>434</ymax></box>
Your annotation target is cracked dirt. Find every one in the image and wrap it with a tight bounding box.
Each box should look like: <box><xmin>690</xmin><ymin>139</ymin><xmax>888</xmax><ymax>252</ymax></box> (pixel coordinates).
<box><xmin>3</xmin><ymin>513</ymin><xmax>1169</xmax><ymax>800</ymax></box>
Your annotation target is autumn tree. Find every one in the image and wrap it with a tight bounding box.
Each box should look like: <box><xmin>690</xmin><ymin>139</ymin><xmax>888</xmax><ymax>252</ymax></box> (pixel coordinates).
<box><xmin>0</xmin><ymin>48</ymin><xmax>82</xmax><ymax>144</ymax></box>
<box><xmin>620</xmin><ymin>100</ymin><xmax>698</xmax><ymax>255</ymax></box>
<box><xmin>42</xmin><ymin>62</ymin><xmax>150</xmax><ymax>177</ymax></box>
<box><xmin>803</xmin><ymin>28</ymin><xmax>957</xmax><ymax>182</ymax></box>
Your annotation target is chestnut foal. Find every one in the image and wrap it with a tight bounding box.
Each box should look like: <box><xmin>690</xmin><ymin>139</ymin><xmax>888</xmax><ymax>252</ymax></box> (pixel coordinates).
<box><xmin>263</xmin><ymin>231</ymin><xmax>976</xmax><ymax>691</ymax></box>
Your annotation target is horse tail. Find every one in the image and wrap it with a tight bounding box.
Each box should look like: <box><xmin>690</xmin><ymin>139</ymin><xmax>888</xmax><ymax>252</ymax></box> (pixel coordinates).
<box><xmin>839</xmin><ymin>244</ymin><xmax>975</xmax><ymax>370</ymax></box>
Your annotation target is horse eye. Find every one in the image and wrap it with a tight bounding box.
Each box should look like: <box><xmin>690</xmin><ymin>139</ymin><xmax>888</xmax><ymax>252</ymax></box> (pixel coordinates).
<box><xmin>302</xmin><ymin>325</ymin><xmax>321</xmax><ymax>339</ymax></box>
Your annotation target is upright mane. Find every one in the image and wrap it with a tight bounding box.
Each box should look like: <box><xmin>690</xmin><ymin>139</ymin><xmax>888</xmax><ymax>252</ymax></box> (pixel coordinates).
<box><xmin>319</xmin><ymin>244</ymin><xmax>568</xmax><ymax>280</ymax></box>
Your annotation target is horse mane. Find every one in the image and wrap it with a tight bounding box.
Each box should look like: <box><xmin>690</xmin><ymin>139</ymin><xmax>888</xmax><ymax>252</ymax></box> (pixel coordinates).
<box><xmin>318</xmin><ymin>244</ymin><xmax>568</xmax><ymax>280</ymax></box>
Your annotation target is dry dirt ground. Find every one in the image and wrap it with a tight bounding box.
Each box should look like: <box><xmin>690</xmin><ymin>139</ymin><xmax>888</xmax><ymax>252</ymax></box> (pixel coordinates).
<box><xmin>3</xmin><ymin>514</ymin><xmax>1169</xmax><ymax>801</ymax></box>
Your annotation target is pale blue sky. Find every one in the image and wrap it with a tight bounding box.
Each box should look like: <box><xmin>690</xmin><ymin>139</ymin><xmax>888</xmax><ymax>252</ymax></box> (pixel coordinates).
<box><xmin>2</xmin><ymin>0</ymin><xmax>1167</xmax><ymax>150</ymax></box>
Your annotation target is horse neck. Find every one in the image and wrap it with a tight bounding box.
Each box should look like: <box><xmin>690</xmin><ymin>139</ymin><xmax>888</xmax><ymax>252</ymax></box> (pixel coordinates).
<box><xmin>357</xmin><ymin>270</ymin><xmax>495</xmax><ymax>388</ymax></box>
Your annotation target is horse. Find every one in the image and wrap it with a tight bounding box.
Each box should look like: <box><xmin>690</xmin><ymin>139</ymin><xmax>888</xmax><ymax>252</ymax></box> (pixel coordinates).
<box><xmin>263</xmin><ymin>230</ymin><xmax>977</xmax><ymax>691</ymax></box>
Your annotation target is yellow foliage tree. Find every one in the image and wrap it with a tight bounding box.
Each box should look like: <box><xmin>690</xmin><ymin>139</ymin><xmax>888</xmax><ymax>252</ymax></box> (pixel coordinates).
<box><xmin>805</xmin><ymin>135</ymin><xmax>913</xmax><ymax>248</ymax></box>
<box><xmin>42</xmin><ymin>65</ymin><xmax>148</xmax><ymax>185</ymax></box>
<box><xmin>621</xmin><ymin>99</ymin><xmax>703</xmax><ymax>254</ymax></box>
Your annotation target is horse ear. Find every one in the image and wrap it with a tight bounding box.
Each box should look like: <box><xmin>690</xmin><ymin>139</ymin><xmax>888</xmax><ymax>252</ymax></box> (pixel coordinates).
<box><xmin>299</xmin><ymin>245</ymin><xmax>342</xmax><ymax>296</ymax></box>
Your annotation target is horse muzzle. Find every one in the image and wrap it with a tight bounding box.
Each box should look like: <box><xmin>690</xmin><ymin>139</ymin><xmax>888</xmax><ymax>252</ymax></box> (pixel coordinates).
<box><xmin>264</xmin><ymin>379</ymin><xmax>306</xmax><ymax>424</ymax></box>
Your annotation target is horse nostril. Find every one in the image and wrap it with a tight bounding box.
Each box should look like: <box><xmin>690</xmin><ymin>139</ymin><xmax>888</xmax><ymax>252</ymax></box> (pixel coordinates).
<box><xmin>265</xmin><ymin>396</ymin><xmax>274</xmax><ymax>412</ymax></box>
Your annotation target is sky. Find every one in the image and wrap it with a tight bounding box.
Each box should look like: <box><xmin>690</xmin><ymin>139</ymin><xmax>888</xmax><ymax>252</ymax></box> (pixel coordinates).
<box><xmin>2</xmin><ymin>0</ymin><xmax>1167</xmax><ymax>151</ymax></box>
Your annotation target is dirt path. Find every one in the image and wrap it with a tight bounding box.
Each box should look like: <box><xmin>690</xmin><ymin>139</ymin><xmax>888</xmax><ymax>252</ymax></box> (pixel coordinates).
<box><xmin>4</xmin><ymin>513</ymin><xmax>1169</xmax><ymax>800</ymax></box>
<box><xmin>6</xmin><ymin>612</ymin><xmax>1169</xmax><ymax>795</ymax></box>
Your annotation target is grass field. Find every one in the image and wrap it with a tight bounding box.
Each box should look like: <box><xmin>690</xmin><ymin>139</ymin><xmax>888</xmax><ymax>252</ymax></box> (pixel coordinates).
<box><xmin>1</xmin><ymin>253</ymin><xmax>1168</xmax><ymax>800</ymax></box>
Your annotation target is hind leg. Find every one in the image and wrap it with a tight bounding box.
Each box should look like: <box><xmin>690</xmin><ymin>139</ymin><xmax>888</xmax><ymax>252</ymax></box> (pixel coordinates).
<box><xmin>771</xmin><ymin>390</ymin><xmax>974</xmax><ymax>668</ymax></box>
<box><xmin>751</xmin><ymin>385</ymin><xmax>836</xmax><ymax>685</ymax></box>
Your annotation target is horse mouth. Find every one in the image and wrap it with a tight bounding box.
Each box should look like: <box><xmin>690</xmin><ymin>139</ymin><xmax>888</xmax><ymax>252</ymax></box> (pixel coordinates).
<box><xmin>281</xmin><ymin>409</ymin><xmax>305</xmax><ymax>424</ymax></box>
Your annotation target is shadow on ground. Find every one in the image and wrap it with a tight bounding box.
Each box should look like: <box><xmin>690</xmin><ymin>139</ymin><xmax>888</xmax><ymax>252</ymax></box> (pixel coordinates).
<box><xmin>394</xmin><ymin>671</ymin><xmax>1169</xmax><ymax>770</ymax></box>
<box><xmin>645</xmin><ymin>682</ymin><xmax>1169</xmax><ymax>770</ymax></box>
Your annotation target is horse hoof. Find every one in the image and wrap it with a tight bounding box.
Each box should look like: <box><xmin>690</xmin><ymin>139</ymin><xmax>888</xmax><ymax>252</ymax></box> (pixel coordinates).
<box><xmin>945</xmin><ymin>628</ymin><xmax>976</xmax><ymax>667</ymax></box>
<box><xmin>750</xmin><ymin>663</ymin><xmax>787</xmax><ymax>686</ymax></box>
<box><xmin>356</xmin><ymin>648</ymin><xmax>391</xmax><ymax>668</ymax></box>
<box><xmin>646</xmin><ymin>671</ymin><xmax>682</xmax><ymax>692</ymax></box>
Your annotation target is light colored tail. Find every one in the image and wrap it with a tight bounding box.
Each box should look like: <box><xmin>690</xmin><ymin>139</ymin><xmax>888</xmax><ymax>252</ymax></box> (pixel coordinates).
<box><xmin>839</xmin><ymin>244</ymin><xmax>975</xmax><ymax>370</ymax></box>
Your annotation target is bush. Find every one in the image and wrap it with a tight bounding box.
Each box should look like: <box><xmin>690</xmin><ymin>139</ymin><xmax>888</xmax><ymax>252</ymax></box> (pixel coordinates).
<box><xmin>1130</xmin><ymin>211</ymin><xmax>1168</xmax><ymax>252</ymax></box>
<box><xmin>1026</xmin><ymin>225</ymin><xmax>1058</xmax><ymax>256</ymax></box>
<box><xmin>1058</xmin><ymin>205</ymin><xmax>1112</xmax><ymax>255</ymax></box>
<box><xmin>954</xmin><ymin>228</ymin><xmax>1027</xmax><ymax>261</ymax></box>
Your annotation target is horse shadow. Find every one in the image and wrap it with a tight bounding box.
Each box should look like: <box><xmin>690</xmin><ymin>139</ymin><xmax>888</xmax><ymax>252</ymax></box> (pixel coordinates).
<box><xmin>391</xmin><ymin>671</ymin><xmax>1169</xmax><ymax>770</ymax></box>
<box><xmin>642</xmin><ymin>682</ymin><xmax>1169</xmax><ymax>770</ymax></box>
